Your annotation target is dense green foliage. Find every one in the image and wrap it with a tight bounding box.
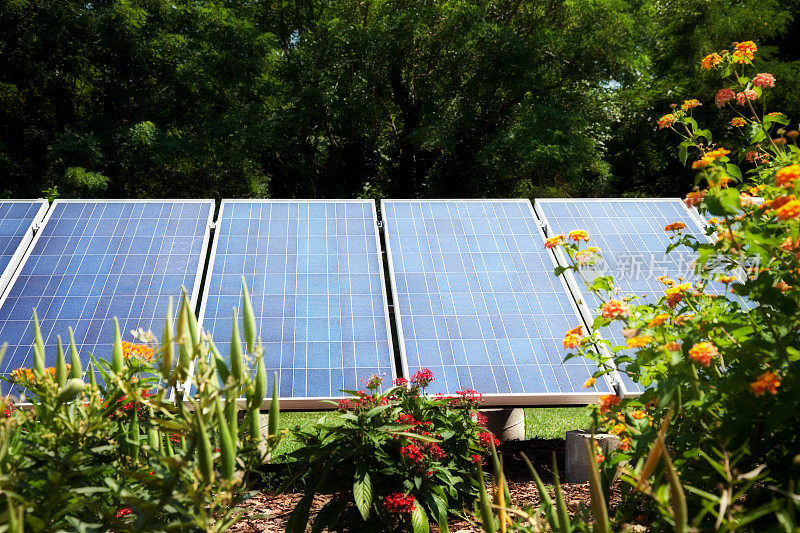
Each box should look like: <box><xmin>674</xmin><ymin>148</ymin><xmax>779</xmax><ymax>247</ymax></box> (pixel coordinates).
<box><xmin>2</xmin><ymin>0</ymin><xmax>797</xmax><ymax>200</ymax></box>
<box><xmin>0</xmin><ymin>286</ymin><xmax>281</xmax><ymax>531</ymax></box>
<box><xmin>285</xmin><ymin>372</ymin><xmax>496</xmax><ymax>532</ymax></box>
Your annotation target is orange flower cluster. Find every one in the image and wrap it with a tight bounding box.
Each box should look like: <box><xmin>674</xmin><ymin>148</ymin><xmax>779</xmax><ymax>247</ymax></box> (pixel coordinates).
<box><xmin>684</xmin><ymin>190</ymin><xmax>706</xmax><ymax>207</ymax></box>
<box><xmin>582</xmin><ymin>377</ymin><xmax>596</xmax><ymax>389</ymax></box>
<box><xmin>736</xmin><ymin>90</ymin><xmax>758</xmax><ymax>106</ymax></box>
<box><xmin>575</xmin><ymin>246</ymin><xmax>600</xmax><ymax>265</ymax></box>
<box><xmin>780</xmin><ymin>236</ymin><xmax>800</xmax><ymax>256</ymax></box>
<box><xmin>776</xmin><ymin>199</ymin><xmax>800</xmax><ymax>220</ymax></box>
<box><xmin>657</xmin><ymin>275</ymin><xmax>675</xmax><ymax>286</ymax></box>
<box><xmin>11</xmin><ymin>366</ymin><xmax>60</xmax><ymax>382</ymax></box>
<box><xmin>568</xmin><ymin>229</ymin><xmax>590</xmax><ymax>242</ymax></box>
<box><xmin>562</xmin><ymin>326</ymin><xmax>584</xmax><ymax>349</ymax></box>
<box><xmin>626</xmin><ymin>335</ymin><xmax>653</xmax><ymax>348</ymax></box>
<box><xmin>601</xmin><ymin>299</ymin><xmax>630</xmax><ymax>319</ymax></box>
<box><xmin>688</xmin><ymin>341</ymin><xmax>719</xmax><ymax>367</ymax></box>
<box><xmin>750</xmin><ymin>371</ymin><xmax>780</xmax><ymax>396</ymax></box>
<box><xmin>681</xmin><ymin>99</ymin><xmax>701</xmax><ymax>111</ymax></box>
<box><xmin>716</xmin><ymin>275</ymin><xmax>736</xmax><ymax>284</ymax></box>
<box><xmin>732</xmin><ymin>41</ymin><xmax>757</xmax><ymax>63</ymax></box>
<box><xmin>701</xmin><ymin>52</ymin><xmax>722</xmax><ymax>70</ymax></box>
<box><xmin>775</xmin><ymin>165</ymin><xmax>800</xmax><ymax>187</ymax></box>
<box><xmin>665</xmin><ymin>282</ymin><xmax>692</xmax><ymax>307</ymax></box>
<box><xmin>122</xmin><ymin>341</ymin><xmax>154</xmax><ymax>361</ymax></box>
<box><xmin>658</xmin><ymin>114</ymin><xmax>675</xmax><ymax>129</ymax></box>
<box><xmin>544</xmin><ymin>234</ymin><xmax>564</xmax><ymax>249</ymax></box>
<box><xmin>648</xmin><ymin>313</ymin><xmax>670</xmax><ymax>327</ymax></box>
<box><xmin>730</xmin><ymin>117</ymin><xmax>747</xmax><ymax>127</ymax></box>
<box><xmin>598</xmin><ymin>394</ymin><xmax>621</xmax><ymax>413</ymax></box>
<box><xmin>664</xmin><ymin>221</ymin><xmax>686</xmax><ymax>232</ymax></box>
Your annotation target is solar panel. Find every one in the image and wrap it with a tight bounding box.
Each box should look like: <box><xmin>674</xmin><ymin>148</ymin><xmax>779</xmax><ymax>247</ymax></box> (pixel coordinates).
<box><xmin>534</xmin><ymin>198</ymin><xmax>712</xmax><ymax>396</ymax></box>
<box><xmin>198</xmin><ymin>200</ymin><xmax>394</xmax><ymax>407</ymax></box>
<box><xmin>0</xmin><ymin>200</ymin><xmax>214</xmax><ymax>392</ymax></box>
<box><xmin>382</xmin><ymin>199</ymin><xmax>612</xmax><ymax>405</ymax></box>
<box><xmin>0</xmin><ymin>200</ymin><xmax>49</xmax><ymax>298</ymax></box>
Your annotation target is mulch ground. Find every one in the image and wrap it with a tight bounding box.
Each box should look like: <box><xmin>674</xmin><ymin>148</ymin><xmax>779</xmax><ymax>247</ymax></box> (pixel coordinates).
<box><xmin>229</xmin><ymin>439</ymin><xmax>621</xmax><ymax>532</ymax></box>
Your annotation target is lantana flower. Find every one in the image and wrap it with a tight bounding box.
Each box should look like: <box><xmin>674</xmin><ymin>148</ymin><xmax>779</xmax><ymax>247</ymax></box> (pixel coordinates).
<box><xmin>732</xmin><ymin>41</ymin><xmax>757</xmax><ymax>63</ymax></box>
<box><xmin>601</xmin><ymin>299</ymin><xmax>630</xmax><ymax>319</ymax></box>
<box><xmin>730</xmin><ymin>117</ymin><xmax>747</xmax><ymax>127</ymax></box>
<box><xmin>750</xmin><ymin>371</ymin><xmax>780</xmax><ymax>396</ymax></box>
<box><xmin>568</xmin><ymin>229</ymin><xmax>590</xmax><ymax>242</ymax></box>
<box><xmin>700</xmin><ymin>52</ymin><xmax>722</xmax><ymax>70</ymax></box>
<box><xmin>688</xmin><ymin>341</ymin><xmax>719</xmax><ymax>367</ymax></box>
<box><xmin>658</xmin><ymin>114</ymin><xmax>675</xmax><ymax>129</ymax></box>
<box><xmin>752</xmin><ymin>73</ymin><xmax>775</xmax><ymax>88</ymax></box>
<box><xmin>775</xmin><ymin>165</ymin><xmax>800</xmax><ymax>187</ymax></box>
<box><xmin>544</xmin><ymin>234</ymin><xmax>564</xmax><ymax>249</ymax></box>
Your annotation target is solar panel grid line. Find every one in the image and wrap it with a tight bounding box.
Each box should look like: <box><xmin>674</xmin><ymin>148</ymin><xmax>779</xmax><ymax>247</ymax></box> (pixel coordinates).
<box><xmin>0</xmin><ymin>200</ymin><xmax>50</xmax><ymax>301</ymax></box>
<box><xmin>196</xmin><ymin>199</ymin><xmax>395</xmax><ymax>409</ymax></box>
<box><xmin>534</xmin><ymin>198</ymin><xmax>717</xmax><ymax>398</ymax></box>
<box><xmin>382</xmin><ymin>199</ymin><xmax>614</xmax><ymax>406</ymax></box>
<box><xmin>0</xmin><ymin>199</ymin><xmax>214</xmax><ymax>394</ymax></box>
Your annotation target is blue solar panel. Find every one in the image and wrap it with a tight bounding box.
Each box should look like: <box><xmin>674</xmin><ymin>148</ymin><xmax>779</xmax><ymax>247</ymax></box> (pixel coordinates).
<box><xmin>198</xmin><ymin>200</ymin><xmax>394</xmax><ymax>403</ymax></box>
<box><xmin>535</xmin><ymin>198</ymin><xmax>712</xmax><ymax>395</ymax></box>
<box><xmin>382</xmin><ymin>200</ymin><xmax>612</xmax><ymax>403</ymax></box>
<box><xmin>0</xmin><ymin>200</ymin><xmax>213</xmax><ymax>390</ymax></box>
<box><xmin>0</xmin><ymin>201</ymin><xmax>49</xmax><ymax>297</ymax></box>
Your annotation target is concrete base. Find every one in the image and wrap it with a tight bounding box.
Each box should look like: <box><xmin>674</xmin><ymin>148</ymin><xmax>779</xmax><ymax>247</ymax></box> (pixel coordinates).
<box><xmin>565</xmin><ymin>430</ymin><xmax>620</xmax><ymax>483</ymax></box>
<box><xmin>482</xmin><ymin>408</ymin><xmax>525</xmax><ymax>441</ymax></box>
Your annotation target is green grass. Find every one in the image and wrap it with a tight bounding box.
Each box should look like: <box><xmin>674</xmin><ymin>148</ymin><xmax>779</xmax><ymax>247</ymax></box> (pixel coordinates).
<box><xmin>271</xmin><ymin>407</ymin><xmax>593</xmax><ymax>460</ymax></box>
<box><xmin>524</xmin><ymin>407</ymin><xmax>593</xmax><ymax>439</ymax></box>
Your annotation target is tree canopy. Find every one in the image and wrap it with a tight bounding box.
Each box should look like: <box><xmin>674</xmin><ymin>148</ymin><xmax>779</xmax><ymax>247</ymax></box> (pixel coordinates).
<box><xmin>1</xmin><ymin>0</ymin><xmax>797</xmax><ymax>200</ymax></box>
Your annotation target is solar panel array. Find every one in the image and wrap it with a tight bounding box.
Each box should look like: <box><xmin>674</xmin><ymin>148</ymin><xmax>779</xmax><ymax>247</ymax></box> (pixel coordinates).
<box><xmin>0</xmin><ymin>196</ymin><xmax>717</xmax><ymax>405</ymax></box>
<box><xmin>534</xmin><ymin>198</ymin><xmax>710</xmax><ymax>395</ymax></box>
<box><xmin>382</xmin><ymin>200</ymin><xmax>612</xmax><ymax>402</ymax></box>
<box><xmin>198</xmin><ymin>200</ymin><xmax>394</xmax><ymax>404</ymax></box>
<box><xmin>0</xmin><ymin>200</ymin><xmax>213</xmax><ymax>391</ymax></box>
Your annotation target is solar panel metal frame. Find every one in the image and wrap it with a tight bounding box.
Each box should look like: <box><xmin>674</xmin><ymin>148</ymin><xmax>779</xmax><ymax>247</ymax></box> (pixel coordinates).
<box><xmin>0</xmin><ymin>199</ymin><xmax>215</xmax><ymax>399</ymax></box>
<box><xmin>196</xmin><ymin>199</ymin><xmax>396</xmax><ymax>410</ymax></box>
<box><xmin>534</xmin><ymin>197</ymin><xmax>714</xmax><ymax>398</ymax></box>
<box><xmin>381</xmin><ymin>198</ymin><xmax>615</xmax><ymax>407</ymax></box>
<box><xmin>0</xmin><ymin>200</ymin><xmax>50</xmax><ymax>300</ymax></box>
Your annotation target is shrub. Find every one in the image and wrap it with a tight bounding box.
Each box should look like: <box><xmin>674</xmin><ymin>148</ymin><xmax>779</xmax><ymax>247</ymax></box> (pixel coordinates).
<box><xmin>550</xmin><ymin>39</ymin><xmax>800</xmax><ymax>529</ymax></box>
<box><xmin>284</xmin><ymin>370</ymin><xmax>497</xmax><ymax>533</ymax></box>
<box><xmin>0</xmin><ymin>282</ymin><xmax>280</xmax><ymax>532</ymax></box>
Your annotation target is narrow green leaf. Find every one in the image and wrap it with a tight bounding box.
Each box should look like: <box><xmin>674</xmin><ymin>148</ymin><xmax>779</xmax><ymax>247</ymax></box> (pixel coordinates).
<box><xmin>478</xmin><ymin>466</ymin><xmax>496</xmax><ymax>533</ymax></box>
<box><xmin>218</xmin><ymin>399</ymin><xmax>236</xmax><ymax>481</ymax></box>
<box><xmin>552</xmin><ymin>452</ymin><xmax>571</xmax><ymax>532</ymax></box>
<box><xmin>584</xmin><ymin>439</ymin><xmax>611</xmax><ymax>533</ymax></box>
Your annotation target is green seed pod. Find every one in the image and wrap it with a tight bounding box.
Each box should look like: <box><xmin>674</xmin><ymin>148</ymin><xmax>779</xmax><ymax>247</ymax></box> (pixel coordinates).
<box><xmin>229</xmin><ymin>311</ymin><xmax>244</xmax><ymax>382</ymax></box>
<box><xmin>241</xmin><ymin>277</ymin><xmax>257</xmax><ymax>354</ymax></box>
<box><xmin>210</xmin><ymin>339</ymin><xmax>229</xmax><ymax>385</ymax></box>
<box><xmin>248</xmin><ymin>408</ymin><xmax>260</xmax><ymax>445</ymax></box>
<box><xmin>226</xmin><ymin>397</ymin><xmax>238</xmax><ymax>443</ymax></box>
<box><xmin>68</xmin><ymin>328</ymin><xmax>82</xmax><ymax>380</ymax></box>
<box><xmin>161</xmin><ymin>297</ymin><xmax>174</xmax><ymax>379</ymax></box>
<box><xmin>111</xmin><ymin>318</ymin><xmax>124</xmax><ymax>374</ymax></box>
<box><xmin>55</xmin><ymin>336</ymin><xmax>67</xmax><ymax>387</ymax></box>
<box><xmin>268</xmin><ymin>372</ymin><xmax>279</xmax><ymax>438</ymax></box>
<box><xmin>32</xmin><ymin>309</ymin><xmax>45</xmax><ymax>377</ymax></box>
<box><xmin>148</xmin><ymin>425</ymin><xmax>160</xmax><ymax>452</ymax></box>
<box><xmin>217</xmin><ymin>400</ymin><xmax>236</xmax><ymax>481</ymax></box>
<box><xmin>182</xmin><ymin>288</ymin><xmax>199</xmax><ymax>345</ymax></box>
<box><xmin>56</xmin><ymin>378</ymin><xmax>85</xmax><ymax>406</ymax></box>
<box><xmin>251</xmin><ymin>356</ymin><xmax>266</xmax><ymax>409</ymax></box>
<box><xmin>196</xmin><ymin>415</ymin><xmax>214</xmax><ymax>484</ymax></box>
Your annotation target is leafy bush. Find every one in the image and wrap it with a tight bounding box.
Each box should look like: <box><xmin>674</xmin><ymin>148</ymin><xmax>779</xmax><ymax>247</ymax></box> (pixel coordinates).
<box><xmin>0</xmin><ymin>283</ymin><xmax>280</xmax><ymax>532</ymax></box>
<box><xmin>550</xmin><ymin>40</ymin><xmax>800</xmax><ymax>529</ymax></box>
<box><xmin>285</xmin><ymin>370</ymin><xmax>499</xmax><ymax>533</ymax></box>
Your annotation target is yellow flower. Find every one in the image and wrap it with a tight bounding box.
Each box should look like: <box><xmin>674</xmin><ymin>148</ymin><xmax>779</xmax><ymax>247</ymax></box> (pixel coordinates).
<box><xmin>658</xmin><ymin>114</ymin><xmax>675</xmax><ymax>129</ymax></box>
<box><xmin>582</xmin><ymin>377</ymin><xmax>597</xmax><ymax>389</ymax></box>
<box><xmin>567</xmin><ymin>230</ymin><xmax>590</xmax><ymax>242</ymax></box>
<box><xmin>732</xmin><ymin>41</ymin><xmax>757</xmax><ymax>63</ymax></box>
<box><xmin>544</xmin><ymin>234</ymin><xmax>564</xmax><ymax>249</ymax></box>
<box><xmin>648</xmin><ymin>314</ymin><xmax>670</xmax><ymax>327</ymax></box>
<box><xmin>731</xmin><ymin>117</ymin><xmax>747</xmax><ymax>127</ymax></box>
<box><xmin>681</xmin><ymin>99</ymin><xmax>701</xmax><ymax>111</ymax></box>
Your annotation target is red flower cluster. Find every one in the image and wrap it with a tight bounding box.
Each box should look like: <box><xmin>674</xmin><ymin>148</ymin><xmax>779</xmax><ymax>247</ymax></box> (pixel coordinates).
<box><xmin>411</xmin><ymin>368</ymin><xmax>434</xmax><ymax>387</ymax></box>
<box><xmin>3</xmin><ymin>403</ymin><xmax>14</xmax><ymax>418</ymax></box>
<box><xmin>383</xmin><ymin>492</ymin><xmax>416</xmax><ymax>513</ymax></box>
<box><xmin>394</xmin><ymin>377</ymin><xmax>408</xmax><ymax>386</ymax></box>
<box><xmin>115</xmin><ymin>508</ymin><xmax>133</xmax><ymax>518</ymax></box>
<box><xmin>108</xmin><ymin>391</ymin><xmax>153</xmax><ymax>422</ymax></box>
<box><xmin>338</xmin><ymin>391</ymin><xmax>390</xmax><ymax>412</ymax></box>
<box><xmin>478</xmin><ymin>431</ymin><xmax>500</xmax><ymax>449</ymax></box>
<box><xmin>471</xmin><ymin>411</ymin><xmax>488</xmax><ymax>428</ymax></box>
<box><xmin>448</xmin><ymin>388</ymin><xmax>484</xmax><ymax>409</ymax></box>
<box><xmin>470</xmin><ymin>453</ymin><xmax>485</xmax><ymax>465</ymax></box>
<box><xmin>400</xmin><ymin>444</ymin><xmax>426</xmax><ymax>464</ymax></box>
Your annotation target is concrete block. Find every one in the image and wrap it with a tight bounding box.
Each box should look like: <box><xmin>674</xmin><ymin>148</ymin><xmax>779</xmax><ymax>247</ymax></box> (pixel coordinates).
<box><xmin>565</xmin><ymin>429</ymin><xmax>620</xmax><ymax>483</ymax></box>
<box><xmin>482</xmin><ymin>408</ymin><xmax>525</xmax><ymax>441</ymax></box>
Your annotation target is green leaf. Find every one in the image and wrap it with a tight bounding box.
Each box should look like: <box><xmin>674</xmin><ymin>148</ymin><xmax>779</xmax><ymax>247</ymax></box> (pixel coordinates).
<box><xmin>705</xmin><ymin>188</ymin><xmax>740</xmax><ymax>216</ymax></box>
<box><xmin>411</xmin><ymin>501</ymin><xmax>430</xmax><ymax>533</ymax></box>
<box><xmin>353</xmin><ymin>463</ymin><xmax>372</xmax><ymax>520</ymax></box>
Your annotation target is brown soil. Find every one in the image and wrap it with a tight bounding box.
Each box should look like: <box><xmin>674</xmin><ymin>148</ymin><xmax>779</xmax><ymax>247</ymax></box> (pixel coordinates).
<box><xmin>229</xmin><ymin>438</ymin><xmax>618</xmax><ymax>532</ymax></box>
